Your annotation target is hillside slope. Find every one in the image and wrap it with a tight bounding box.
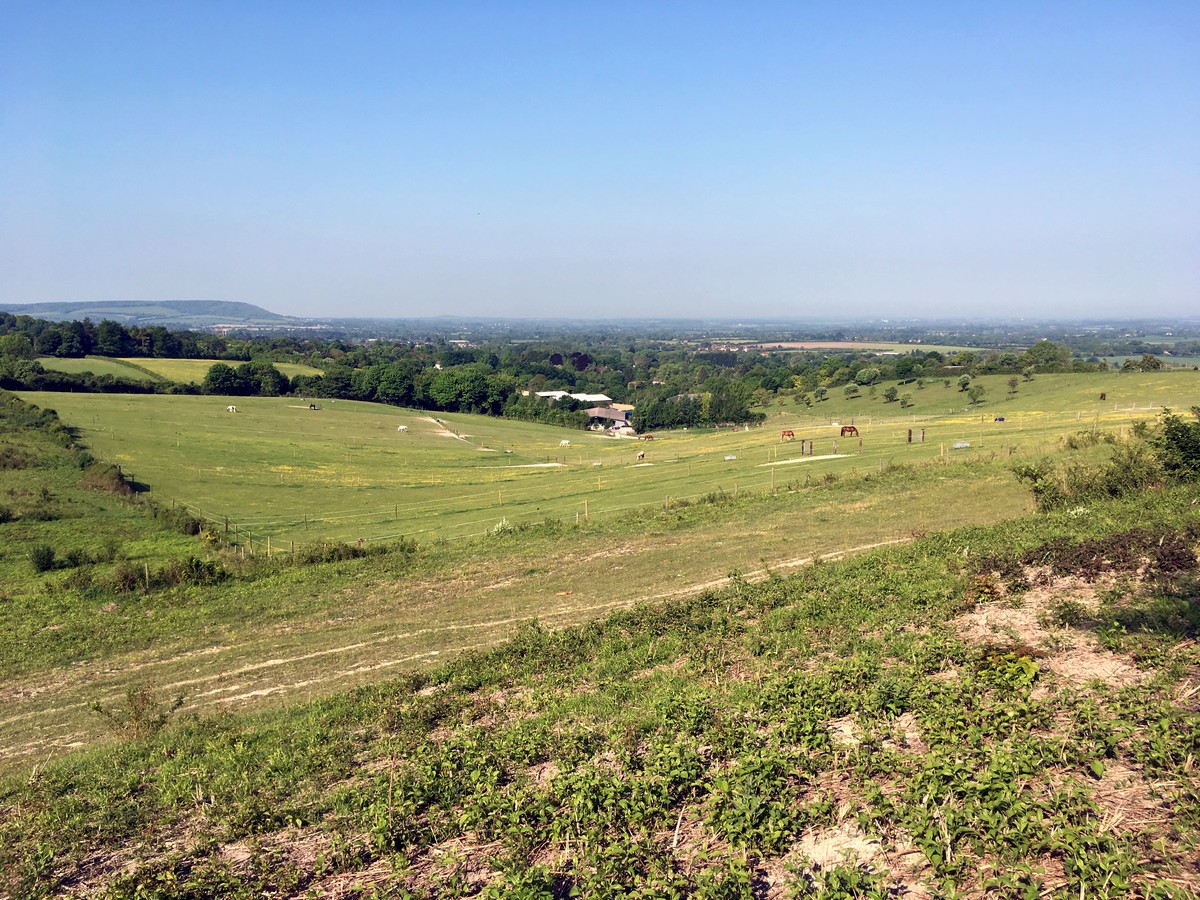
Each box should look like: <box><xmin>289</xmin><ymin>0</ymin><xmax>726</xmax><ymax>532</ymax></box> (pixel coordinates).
<box><xmin>2</xmin><ymin>487</ymin><xmax>1197</xmax><ymax>898</ymax></box>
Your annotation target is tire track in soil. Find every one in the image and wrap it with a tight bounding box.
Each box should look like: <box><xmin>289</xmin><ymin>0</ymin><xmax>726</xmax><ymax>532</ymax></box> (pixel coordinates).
<box><xmin>0</xmin><ymin>538</ymin><xmax>907</xmax><ymax>763</ymax></box>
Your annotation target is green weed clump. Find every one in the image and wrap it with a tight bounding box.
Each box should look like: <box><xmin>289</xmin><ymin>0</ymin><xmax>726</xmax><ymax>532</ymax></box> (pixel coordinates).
<box><xmin>90</xmin><ymin>684</ymin><xmax>184</xmax><ymax>740</ymax></box>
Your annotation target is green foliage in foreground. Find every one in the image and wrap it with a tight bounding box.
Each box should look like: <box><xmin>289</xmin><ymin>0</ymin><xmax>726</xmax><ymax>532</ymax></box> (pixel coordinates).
<box><xmin>1013</xmin><ymin>408</ymin><xmax>1200</xmax><ymax>512</ymax></box>
<box><xmin>2</xmin><ymin>487</ymin><xmax>1198</xmax><ymax>898</ymax></box>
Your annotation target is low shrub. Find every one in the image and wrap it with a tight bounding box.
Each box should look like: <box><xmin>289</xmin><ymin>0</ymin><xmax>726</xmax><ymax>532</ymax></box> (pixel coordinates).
<box><xmin>0</xmin><ymin>446</ymin><xmax>29</xmax><ymax>469</ymax></box>
<box><xmin>158</xmin><ymin>556</ymin><xmax>226</xmax><ymax>587</ymax></box>
<box><xmin>96</xmin><ymin>538</ymin><xmax>123</xmax><ymax>562</ymax></box>
<box><xmin>111</xmin><ymin>562</ymin><xmax>142</xmax><ymax>593</ymax></box>
<box><xmin>152</xmin><ymin>506</ymin><xmax>203</xmax><ymax>536</ymax></box>
<box><xmin>1062</xmin><ymin>429</ymin><xmax>1116</xmax><ymax>450</ymax></box>
<box><xmin>80</xmin><ymin>464</ymin><xmax>134</xmax><ymax>496</ymax></box>
<box><xmin>1154</xmin><ymin>407</ymin><xmax>1200</xmax><ymax>480</ymax></box>
<box><xmin>62</xmin><ymin>548</ymin><xmax>92</xmax><ymax>568</ymax></box>
<box><xmin>29</xmin><ymin>544</ymin><xmax>55</xmax><ymax>573</ymax></box>
<box><xmin>90</xmin><ymin>684</ymin><xmax>184</xmax><ymax>740</ymax></box>
<box><xmin>298</xmin><ymin>542</ymin><xmax>367</xmax><ymax>564</ymax></box>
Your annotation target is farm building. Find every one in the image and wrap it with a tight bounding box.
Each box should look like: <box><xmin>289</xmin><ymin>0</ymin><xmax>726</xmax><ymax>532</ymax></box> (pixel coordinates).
<box><xmin>585</xmin><ymin>406</ymin><xmax>630</xmax><ymax>427</ymax></box>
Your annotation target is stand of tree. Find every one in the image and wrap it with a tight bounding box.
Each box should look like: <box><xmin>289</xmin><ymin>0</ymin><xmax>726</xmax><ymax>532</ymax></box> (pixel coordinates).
<box><xmin>2</xmin><ymin>310</ymin><xmax>1192</xmax><ymax>429</ymax></box>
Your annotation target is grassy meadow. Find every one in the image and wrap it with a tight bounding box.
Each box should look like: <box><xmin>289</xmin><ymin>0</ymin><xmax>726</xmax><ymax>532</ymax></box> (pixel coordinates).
<box><xmin>116</xmin><ymin>357</ymin><xmax>324</xmax><ymax>383</ymax></box>
<box><xmin>20</xmin><ymin>369</ymin><xmax>1200</xmax><ymax>548</ymax></box>
<box><xmin>3</xmin><ymin>485</ymin><xmax>1198</xmax><ymax>897</ymax></box>
<box><xmin>36</xmin><ymin>356</ymin><xmax>161</xmax><ymax>381</ymax></box>
<box><xmin>0</xmin><ymin>369</ymin><xmax>1194</xmax><ymax>777</ymax></box>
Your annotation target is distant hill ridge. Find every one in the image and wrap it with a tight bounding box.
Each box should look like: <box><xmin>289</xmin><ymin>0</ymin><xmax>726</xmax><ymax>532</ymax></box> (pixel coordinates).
<box><xmin>0</xmin><ymin>300</ymin><xmax>293</xmax><ymax>327</ymax></box>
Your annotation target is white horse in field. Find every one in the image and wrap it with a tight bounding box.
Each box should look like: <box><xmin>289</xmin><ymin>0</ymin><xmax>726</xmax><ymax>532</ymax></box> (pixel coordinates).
<box><xmin>559</xmin><ymin>439</ymin><xmax>571</xmax><ymax>447</ymax></box>
<box><xmin>397</xmin><ymin>425</ymin><xmax>408</xmax><ymax>432</ymax></box>
<box><xmin>226</xmin><ymin>405</ymin><xmax>237</xmax><ymax>412</ymax></box>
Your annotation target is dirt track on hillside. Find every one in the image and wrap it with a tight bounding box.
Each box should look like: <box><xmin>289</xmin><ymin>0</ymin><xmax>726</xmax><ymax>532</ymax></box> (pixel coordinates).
<box><xmin>0</xmin><ymin>538</ymin><xmax>909</xmax><ymax>767</ymax></box>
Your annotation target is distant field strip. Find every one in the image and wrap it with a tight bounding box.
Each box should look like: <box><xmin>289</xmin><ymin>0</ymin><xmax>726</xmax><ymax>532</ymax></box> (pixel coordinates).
<box><xmin>36</xmin><ymin>356</ymin><xmax>160</xmax><ymax>381</ymax></box>
<box><xmin>117</xmin><ymin>357</ymin><xmax>324</xmax><ymax>382</ymax></box>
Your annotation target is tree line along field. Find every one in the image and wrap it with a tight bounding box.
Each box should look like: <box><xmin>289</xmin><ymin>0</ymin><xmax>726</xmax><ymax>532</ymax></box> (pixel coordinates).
<box><xmin>19</xmin><ymin>369</ymin><xmax>1200</xmax><ymax>549</ymax></box>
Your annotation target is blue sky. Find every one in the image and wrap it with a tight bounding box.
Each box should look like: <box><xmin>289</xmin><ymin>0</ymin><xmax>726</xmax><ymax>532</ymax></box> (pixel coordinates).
<box><xmin>2</xmin><ymin>1</ymin><xmax>1197</xmax><ymax>320</ymax></box>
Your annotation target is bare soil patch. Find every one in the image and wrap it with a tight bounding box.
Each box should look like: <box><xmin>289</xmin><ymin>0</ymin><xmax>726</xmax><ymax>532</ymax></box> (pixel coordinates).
<box><xmin>953</xmin><ymin>574</ymin><xmax>1149</xmax><ymax>690</ymax></box>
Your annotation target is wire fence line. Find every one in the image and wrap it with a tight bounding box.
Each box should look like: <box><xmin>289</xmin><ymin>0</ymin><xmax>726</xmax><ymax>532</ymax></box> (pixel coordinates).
<box><xmin>92</xmin><ymin>404</ymin><xmax>1134</xmax><ymax>557</ymax></box>
<box><xmin>147</xmin><ymin>450</ymin><xmax>1006</xmax><ymax>557</ymax></box>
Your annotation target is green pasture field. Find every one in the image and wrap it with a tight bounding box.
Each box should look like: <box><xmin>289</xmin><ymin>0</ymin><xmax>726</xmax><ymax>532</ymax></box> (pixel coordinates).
<box><xmin>34</xmin><ymin>356</ymin><xmax>324</xmax><ymax>383</ymax></box>
<box><xmin>1101</xmin><ymin>355</ymin><xmax>1200</xmax><ymax>369</ymax></box>
<box><xmin>2</xmin><ymin>383</ymin><xmax>1199</xmax><ymax>900</ymax></box>
<box><xmin>20</xmin><ymin>370</ymin><xmax>1199</xmax><ymax>548</ymax></box>
<box><xmin>116</xmin><ymin>357</ymin><xmax>325</xmax><ymax>383</ymax></box>
<box><xmin>36</xmin><ymin>355</ymin><xmax>160</xmax><ymax>381</ymax></box>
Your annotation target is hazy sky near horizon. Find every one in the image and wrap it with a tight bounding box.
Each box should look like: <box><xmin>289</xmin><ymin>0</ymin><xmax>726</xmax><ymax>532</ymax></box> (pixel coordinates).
<box><xmin>2</xmin><ymin>2</ymin><xmax>1197</xmax><ymax>321</ymax></box>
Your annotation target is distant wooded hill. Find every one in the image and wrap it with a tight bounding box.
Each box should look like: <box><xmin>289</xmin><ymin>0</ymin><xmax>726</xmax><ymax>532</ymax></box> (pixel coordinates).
<box><xmin>0</xmin><ymin>300</ymin><xmax>293</xmax><ymax>328</ymax></box>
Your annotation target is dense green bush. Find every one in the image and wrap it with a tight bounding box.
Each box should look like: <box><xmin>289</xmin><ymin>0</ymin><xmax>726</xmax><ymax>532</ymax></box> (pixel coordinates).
<box><xmin>149</xmin><ymin>504</ymin><xmax>203</xmax><ymax>535</ymax></box>
<box><xmin>1154</xmin><ymin>407</ymin><xmax>1200</xmax><ymax>480</ymax></box>
<box><xmin>111</xmin><ymin>562</ymin><xmax>141</xmax><ymax>593</ymax></box>
<box><xmin>1015</xmin><ymin>435</ymin><xmax>1163</xmax><ymax>511</ymax></box>
<box><xmin>29</xmin><ymin>544</ymin><xmax>55</xmax><ymax>573</ymax></box>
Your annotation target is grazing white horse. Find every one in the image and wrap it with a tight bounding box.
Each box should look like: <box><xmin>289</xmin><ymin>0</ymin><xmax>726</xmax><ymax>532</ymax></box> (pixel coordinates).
<box><xmin>636</xmin><ymin>451</ymin><xmax>645</xmax><ymax>461</ymax></box>
<box><xmin>559</xmin><ymin>439</ymin><xmax>571</xmax><ymax>447</ymax></box>
<box><xmin>397</xmin><ymin>425</ymin><xmax>408</xmax><ymax>432</ymax></box>
<box><xmin>226</xmin><ymin>405</ymin><xmax>237</xmax><ymax>412</ymax></box>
